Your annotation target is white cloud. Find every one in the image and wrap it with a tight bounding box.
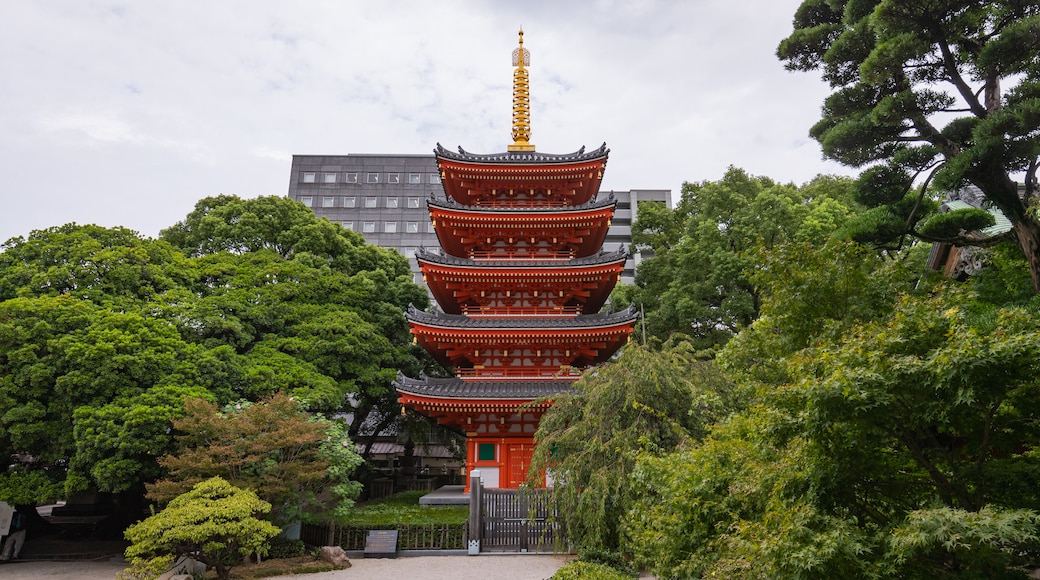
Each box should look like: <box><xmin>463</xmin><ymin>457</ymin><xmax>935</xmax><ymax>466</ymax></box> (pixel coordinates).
<box><xmin>0</xmin><ymin>1</ymin><xmax>853</xmax><ymax>241</ymax></box>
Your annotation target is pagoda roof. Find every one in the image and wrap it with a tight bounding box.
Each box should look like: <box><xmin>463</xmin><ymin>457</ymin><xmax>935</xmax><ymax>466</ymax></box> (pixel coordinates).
<box><xmin>427</xmin><ymin>191</ymin><xmax>615</xmax><ymax>213</ymax></box>
<box><xmin>405</xmin><ymin>303</ymin><xmax>639</xmax><ymax>329</ymax></box>
<box><xmin>415</xmin><ymin>246</ymin><xmax>628</xmax><ymax>268</ymax></box>
<box><xmin>394</xmin><ymin>372</ymin><xmax>576</xmax><ymax>400</ymax></box>
<box><xmin>434</xmin><ymin>143</ymin><xmax>609</xmax><ymax>165</ymax></box>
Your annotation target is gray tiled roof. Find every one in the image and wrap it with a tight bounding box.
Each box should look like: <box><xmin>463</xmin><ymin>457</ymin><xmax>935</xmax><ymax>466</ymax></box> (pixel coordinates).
<box><xmin>434</xmin><ymin>143</ymin><xmax>609</xmax><ymax>164</ymax></box>
<box><xmin>394</xmin><ymin>372</ymin><xmax>576</xmax><ymax>399</ymax></box>
<box><xmin>427</xmin><ymin>192</ymin><xmax>616</xmax><ymax>213</ymax></box>
<box><xmin>406</xmin><ymin>304</ymin><xmax>640</xmax><ymax>328</ymax></box>
<box><xmin>415</xmin><ymin>246</ymin><xmax>628</xmax><ymax>268</ymax></box>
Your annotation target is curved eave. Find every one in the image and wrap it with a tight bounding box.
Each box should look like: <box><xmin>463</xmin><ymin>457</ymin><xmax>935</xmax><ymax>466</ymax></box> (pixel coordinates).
<box><xmin>434</xmin><ymin>144</ymin><xmax>608</xmax><ymax>206</ymax></box>
<box><xmin>406</xmin><ymin>305</ymin><xmax>639</xmax><ymax>331</ymax></box>
<box><xmin>416</xmin><ymin>249</ymin><xmax>628</xmax><ymax>272</ymax></box>
<box><xmin>394</xmin><ymin>374</ymin><xmax>575</xmax><ymax>400</ymax></box>
<box><xmin>434</xmin><ymin>142</ymin><xmax>609</xmax><ymax>165</ymax></box>
<box><xmin>427</xmin><ymin>195</ymin><xmax>616</xmax><ymax>215</ymax></box>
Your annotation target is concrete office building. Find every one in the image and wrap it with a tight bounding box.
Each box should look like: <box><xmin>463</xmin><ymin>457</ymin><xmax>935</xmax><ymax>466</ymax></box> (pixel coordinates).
<box><xmin>287</xmin><ymin>153</ymin><xmax>670</xmax><ymax>286</ymax></box>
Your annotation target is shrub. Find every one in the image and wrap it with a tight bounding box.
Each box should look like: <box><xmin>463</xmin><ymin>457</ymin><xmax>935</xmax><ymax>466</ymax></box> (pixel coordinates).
<box><xmin>552</xmin><ymin>561</ymin><xmax>634</xmax><ymax>580</ymax></box>
<box><xmin>122</xmin><ymin>477</ymin><xmax>280</xmax><ymax>580</ymax></box>
<box><xmin>266</xmin><ymin>537</ymin><xmax>307</xmax><ymax>559</ymax></box>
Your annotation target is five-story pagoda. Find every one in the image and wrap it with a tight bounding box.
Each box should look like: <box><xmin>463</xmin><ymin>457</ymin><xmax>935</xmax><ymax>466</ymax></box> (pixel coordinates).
<box><xmin>395</xmin><ymin>30</ymin><xmax>638</xmax><ymax>489</ymax></box>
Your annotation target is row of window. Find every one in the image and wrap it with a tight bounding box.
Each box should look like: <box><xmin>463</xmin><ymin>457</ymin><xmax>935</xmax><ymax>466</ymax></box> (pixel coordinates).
<box><xmin>338</xmin><ymin>221</ymin><xmax>435</xmax><ymax>235</ymax></box>
<box><xmin>299</xmin><ymin>196</ymin><xmax>425</xmax><ymax>209</ymax></box>
<box><xmin>302</xmin><ymin>171</ymin><xmax>440</xmax><ymax>185</ymax></box>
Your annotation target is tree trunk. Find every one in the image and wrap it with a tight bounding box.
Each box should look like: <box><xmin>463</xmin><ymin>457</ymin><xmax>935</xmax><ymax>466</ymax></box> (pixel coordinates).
<box><xmin>1014</xmin><ymin>217</ymin><xmax>1040</xmax><ymax>293</ymax></box>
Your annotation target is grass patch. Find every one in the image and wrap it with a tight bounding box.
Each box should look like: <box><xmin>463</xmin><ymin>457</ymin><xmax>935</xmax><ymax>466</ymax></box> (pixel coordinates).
<box><xmin>350</xmin><ymin>491</ymin><xmax>468</xmax><ymax>525</ymax></box>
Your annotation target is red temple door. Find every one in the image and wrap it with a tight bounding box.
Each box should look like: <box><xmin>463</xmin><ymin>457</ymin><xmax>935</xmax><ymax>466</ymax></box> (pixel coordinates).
<box><xmin>506</xmin><ymin>443</ymin><xmax>534</xmax><ymax>488</ymax></box>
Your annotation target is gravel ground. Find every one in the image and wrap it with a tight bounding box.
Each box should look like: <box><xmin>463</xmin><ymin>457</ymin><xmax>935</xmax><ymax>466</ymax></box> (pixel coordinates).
<box><xmin>0</xmin><ymin>554</ymin><xmax>573</xmax><ymax>580</ymax></box>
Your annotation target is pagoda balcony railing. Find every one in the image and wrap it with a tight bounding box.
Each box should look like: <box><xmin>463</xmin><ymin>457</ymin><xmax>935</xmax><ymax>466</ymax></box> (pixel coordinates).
<box><xmin>468</xmin><ymin>250</ymin><xmax>575</xmax><ymax>261</ymax></box>
<box><xmin>472</xmin><ymin>199</ymin><xmax>573</xmax><ymax>209</ymax></box>
<box><xmin>456</xmin><ymin>367</ymin><xmax>582</xmax><ymax>381</ymax></box>
<box><xmin>462</xmin><ymin>305</ymin><xmax>581</xmax><ymax>317</ymax></box>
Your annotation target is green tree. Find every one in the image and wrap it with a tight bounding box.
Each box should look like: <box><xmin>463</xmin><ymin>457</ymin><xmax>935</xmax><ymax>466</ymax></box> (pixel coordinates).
<box><xmin>629</xmin><ymin>243</ymin><xmax>1040</xmax><ymax>577</ymax></box>
<box><xmin>613</xmin><ymin>169</ymin><xmax>856</xmax><ymax>347</ymax></box>
<box><xmin>528</xmin><ymin>342</ymin><xmax>733</xmax><ymax>553</ymax></box>
<box><xmin>0</xmin><ymin>223</ymin><xmax>186</xmax><ymax>306</ymax></box>
<box><xmin>0</xmin><ymin>206</ymin><xmax>430</xmax><ymax>506</ymax></box>
<box><xmin>122</xmin><ymin>476</ymin><xmax>279</xmax><ymax>580</ymax></box>
<box><xmin>147</xmin><ymin>393</ymin><xmax>363</xmax><ymax>527</ymax></box>
<box><xmin>159</xmin><ymin>195</ymin><xmax>436</xmax><ymax>448</ymax></box>
<box><xmin>778</xmin><ymin>0</ymin><xmax>1040</xmax><ymax>290</ymax></box>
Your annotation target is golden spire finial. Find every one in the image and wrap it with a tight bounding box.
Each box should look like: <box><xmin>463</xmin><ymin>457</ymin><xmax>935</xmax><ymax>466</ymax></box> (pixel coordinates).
<box><xmin>508</xmin><ymin>27</ymin><xmax>535</xmax><ymax>152</ymax></box>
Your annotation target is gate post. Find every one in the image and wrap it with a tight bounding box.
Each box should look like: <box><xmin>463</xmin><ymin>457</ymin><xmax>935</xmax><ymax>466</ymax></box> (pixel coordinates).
<box><xmin>468</xmin><ymin>470</ymin><xmax>482</xmax><ymax>555</ymax></box>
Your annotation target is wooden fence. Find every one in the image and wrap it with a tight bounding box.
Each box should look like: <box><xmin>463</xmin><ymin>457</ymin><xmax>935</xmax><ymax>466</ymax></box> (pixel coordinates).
<box><xmin>301</xmin><ymin>522</ymin><xmax>468</xmax><ymax>551</ymax></box>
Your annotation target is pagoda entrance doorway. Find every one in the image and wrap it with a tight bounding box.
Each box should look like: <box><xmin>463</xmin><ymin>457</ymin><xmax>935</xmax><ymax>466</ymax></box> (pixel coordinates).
<box><xmin>506</xmin><ymin>443</ymin><xmax>534</xmax><ymax>488</ymax></box>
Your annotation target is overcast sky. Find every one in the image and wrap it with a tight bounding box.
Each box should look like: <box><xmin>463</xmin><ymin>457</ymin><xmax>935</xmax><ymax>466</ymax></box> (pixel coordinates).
<box><xmin>0</xmin><ymin>1</ymin><xmax>856</xmax><ymax>243</ymax></box>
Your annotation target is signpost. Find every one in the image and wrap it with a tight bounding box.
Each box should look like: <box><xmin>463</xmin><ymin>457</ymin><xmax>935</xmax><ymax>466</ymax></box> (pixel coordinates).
<box><xmin>363</xmin><ymin>529</ymin><xmax>398</xmax><ymax>558</ymax></box>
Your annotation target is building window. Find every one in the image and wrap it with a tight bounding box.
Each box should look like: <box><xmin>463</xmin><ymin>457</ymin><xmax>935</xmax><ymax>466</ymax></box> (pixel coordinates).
<box><xmin>324</xmin><ymin>173</ymin><xmax>337</xmax><ymax>183</ymax></box>
<box><xmin>387</xmin><ymin>173</ymin><xmax>400</xmax><ymax>184</ymax></box>
<box><xmin>341</xmin><ymin>221</ymin><xmax>354</xmax><ymax>231</ymax></box>
<box><xmin>407</xmin><ymin>197</ymin><xmax>421</xmax><ymax>208</ymax></box>
<box><xmin>362</xmin><ymin>222</ymin><xmax>376</xmax><ymax>233</ymax></box>
<box><xmin>406</xmin><ymin>221</ymin><xmax>419</xmax><ymax>233</ymax></box>
<box><xmin>408</xmin><ymin>173</ymin><xmax>421</xmax><ymax>184</ymax></box>
<box><xmin>428</xmin><ymin>222</ymin><xmax>436</xmax><ymax>233</ymax></box>
<box><xmin>429</xmin><ymin>173</ymin><xmax>441</xmax><ymax>184</ymax></box>
<box><xmin>302</xmin><ymin>172</ymin><xmax>316</xmax><ymax>183</ymax></box>
<box><xmin>404</xmin><ymin>247</ymin><xmax>416</xmax><ymax>258</ymax></box>
<box><xmin>365</xmin><ymin>197</ymin><xmax>378</xmax><ymax>208</ymax></box>
<box><xmin>386</xmin><ymin>197</ymin><xmax>399</xmax><ymax>208</ymax></box>
<box><xmin>384</xmin><ymin>221</ymin><xmax>397</xmax><ymax>233</ymax></box>
<box><xmin>299</xmin><ymin>196</ymin><xmax>313</xmax><ymax>207</ymax></box>
<box><xmin>366</xmin><ymin>173</ymin><xmax>379</xmax><ymax>183</ymax></box>
<box><xmin>478</xmin><ymin>443</ymin><xmax>496</xmax><ymax>461</ymax></box>
<box><xmin>322</xmin><ymin>197</ymin><xmax>335</xmax><ymax>208</ymax></box>
<box><xmin>345</xmin><ymin>172</ymin><xmax>358</xmax><ymax>183</ymax></box>
<box><xmin>344</xmin><ymin>197</ymin><xmax>356</xmax><ymax>208</ymax></box>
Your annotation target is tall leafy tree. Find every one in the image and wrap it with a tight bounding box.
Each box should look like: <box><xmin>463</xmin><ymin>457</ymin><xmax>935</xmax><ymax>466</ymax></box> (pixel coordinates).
<box><xmin>613</xmin><ymin>169</ymin><xmax>856</xmax><ymax>347</ymax></box>
<box><xmin>148</xmin><ymin>394</ymin><xmax>363</xmax><ymax>527</ymax></box>
<box><xmin>0</xmin><ymin>197</ymin><xmax>434</xmax><ymax>505</ymax></box>
<box><xmin>629</xmin><ymin>238</ymin><xmax>1040</xmax><ymax>577</ymax></box>
<box><xmin>159</xmin><ymin>195</ymin><xmax>437</xmax><ymax>447</ymax></box>
<box><xmin>778</xmin><ymin>0</ymin><xmax>1040</xmax><ymax>290</ymax></box>
<box><xmin>528</xmin><ymin>342</ymin><xmax>734</xmax><ymax>553</ymax></box>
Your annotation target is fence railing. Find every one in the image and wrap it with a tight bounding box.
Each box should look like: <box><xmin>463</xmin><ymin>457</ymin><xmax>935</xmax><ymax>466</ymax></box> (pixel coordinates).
<box><xmin>301</xmin><ymin>522</ymin><xmax>469</xmax><ymax>551</ymax></box>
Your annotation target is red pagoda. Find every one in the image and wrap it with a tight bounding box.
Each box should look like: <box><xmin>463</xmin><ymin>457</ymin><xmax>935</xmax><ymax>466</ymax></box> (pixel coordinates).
<box><xmin>395</xmin><ymin>30</ymin><xmax>638</xmax><ymax>489</ymax></box>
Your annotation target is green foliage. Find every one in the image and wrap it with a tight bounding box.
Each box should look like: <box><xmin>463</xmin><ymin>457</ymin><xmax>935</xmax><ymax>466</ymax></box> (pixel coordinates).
<box><xmin>123</xmin><ymin>477</ymin><xmax>280</xmax><ymax>580</ymax></box>
<box><xmin>719</xmin><ymin>239</ymin><xmax>923</xmax><ymax>385</ymax></box>
<box><xmin>0</xmin><ymin>195</ymin><xmax>436</xmax><ymax>502</ymax></box>
<box><xmin>69</xmin><ymin>384</ymin><xmax>215</xmax><ymax>494</ymax></box>
<box><xmin>148</xmin><ymin>393</ymin><xmax>363</xmax><ymax>527</ymax></box>
<box><xmin>529</xmin><ymin>342</ymin><xmax>734</xmax><ymax>553</ymax></box>
<box><xmin>576</xmin><ymin>547</ymin><xmax>638</xmax><ymax>578</ymax></box>
<box><xmin>265</xmin><ymin>537</ymin><xmax>307</xmax><ymax>559</ymax></box>
<box><xmin>918</xmin><ymin>207</ymin><xmax>997</xmax><ymax>240</ymax></box>
<box><xmin>0</xmin><ymin>467</ymin><xmax>64</xmax><ymax>505</ymax></box>
<box><xmin>888</xmin><ymin>506</ymin><xmax>1040</xmax><ymax>579</ymax></box>
<box><xmin>631</xmin><ymin>249</ymin><xmax>1040</xmax><ymax>578</ymax></box>
<box><xmin>778</xmin><ymin>0</ymin><xmax>1040</xmax><ymax>290</ymax></box>
<box><xmin>349</xmin><ymin>492</ymin><xmax>468</xmax><ymax>526</ymax></box>
<box><xmin>614</xmin><ymin>168</ymin><xmax>857</xmax><ymax>346</ymax></box>
<box><xmin>551</xmin><ymin>561</ymin><xmax>635</xmax><ymax>580</ymax></box>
